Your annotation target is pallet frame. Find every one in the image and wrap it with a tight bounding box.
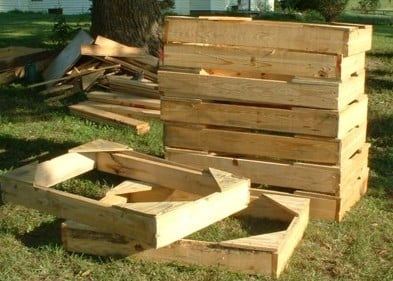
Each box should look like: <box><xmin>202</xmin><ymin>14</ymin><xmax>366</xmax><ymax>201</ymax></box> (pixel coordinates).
<box><xmin>62</xmin><ymin>188</ymin><xmax>310</xmax><ymax>278</ymax></box>
<box><xmin>0</xmin><ymin>139</ymin><xmax>250</xmax><ymax>248</ymax></box>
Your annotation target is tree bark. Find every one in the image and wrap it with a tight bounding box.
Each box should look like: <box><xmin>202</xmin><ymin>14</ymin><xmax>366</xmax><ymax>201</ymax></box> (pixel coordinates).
<box><xmin>90</xmin><ymin>0</ymin><xmax>162</xmax><ymax>56</ymax></box>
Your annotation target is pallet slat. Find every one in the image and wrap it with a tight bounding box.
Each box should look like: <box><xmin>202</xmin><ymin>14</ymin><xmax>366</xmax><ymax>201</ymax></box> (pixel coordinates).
<box><xmin>158</xmin><ymin>71</ymin><xmax>365</xmax><ymax>110</ymax></box>
<box><xmin>164</xmin><ymin>17</ymin><xmax>372</xmax><ymax>56</ymax></box>
<box><xmin>161</xmin><ymin>96</ymin><xmax>368</xmax><ymax>138</ymax></box>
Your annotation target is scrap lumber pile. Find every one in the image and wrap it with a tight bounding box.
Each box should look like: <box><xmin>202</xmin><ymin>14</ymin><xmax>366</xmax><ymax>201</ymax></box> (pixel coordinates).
<box><xmin>160</xmin><ymin>16</ymin><xmax>373</xmax><ymax>221</ymax></box>
<box><xmin>0</xmin><ymin>139</ymin><xmax>310</xmax><ymax>277</ymax></box>
<box><xmin>0</xmin><ymin>46</ymin><xmax>55</xmax><ymax>85</ymax></box>
<box><xmin>31</xmin><ymin>30</ymin><xmax>160</xmax><ymax>135</ymax></box>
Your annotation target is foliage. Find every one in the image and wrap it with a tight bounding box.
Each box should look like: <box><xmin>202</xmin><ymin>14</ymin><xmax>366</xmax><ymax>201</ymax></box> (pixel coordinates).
<box><xmin>358</xmin><ymin>0</ymin><xmax>381</xmax><ymax>13</ymax></box>
<box><xmin>158</xmin><ymin>0</ymin><xmax>175</xmax><ymax>10</ymax></box>
<box><xmin>278</xmin><ymin>0</ymin><xmax>349</xmax><ymax>21</ymax></box>
<box><xmin>50</xmin><ymin>14</ymin><xmax>73</xmax><ymax>48</ymax></box>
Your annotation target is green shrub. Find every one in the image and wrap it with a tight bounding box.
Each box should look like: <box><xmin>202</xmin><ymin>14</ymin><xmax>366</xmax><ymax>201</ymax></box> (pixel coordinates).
<box><xmin>358</xmin><ymin>0</ymin><xmax>381</xmax><ymax>13</ymax></box>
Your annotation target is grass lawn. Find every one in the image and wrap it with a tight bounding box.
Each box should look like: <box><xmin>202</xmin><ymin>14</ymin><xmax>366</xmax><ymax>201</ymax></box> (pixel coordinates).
<box><xmin>0</xmin><ymin>11</ymin><xmax>393</xmax><ymax>281</ymax></box>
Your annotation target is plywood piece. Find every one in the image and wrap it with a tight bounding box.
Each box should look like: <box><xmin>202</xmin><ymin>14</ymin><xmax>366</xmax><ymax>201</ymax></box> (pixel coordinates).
<box><xmin>69</xmin><ymin>103</ymin><xmax>150</xmax><ymax>135</ymax></box>
<box><xmin>82</xmin><ymin>69</ymin><xmax>105</xmax><ymax>91</ymax></box>
<box><xmin>42</xmin><ymin>30</ymin><xmax>94</xmax><ymax>87</ymax></box>
<box><xmin>164</xmin><ymin>17</ymin><xmax>372</xmax><ymax>56</ymax></box>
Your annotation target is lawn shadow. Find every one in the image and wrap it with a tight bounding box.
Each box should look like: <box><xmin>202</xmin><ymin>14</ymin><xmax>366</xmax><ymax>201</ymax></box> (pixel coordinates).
<box><xmin>0</xmin><ymin>135</ymin><xmax>80</xmax><ymax>170</ymax></box>
<box><xmin>17</xmin><ymin>219</ymin><xmax>63</xmax><ymax>248</ymax></box>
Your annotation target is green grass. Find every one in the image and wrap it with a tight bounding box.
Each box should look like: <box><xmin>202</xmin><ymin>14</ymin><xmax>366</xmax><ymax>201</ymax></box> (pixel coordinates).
<box><xmin>1</xmin><ymin>11</ymin><xmax>393</xmax><ymax>281</ymax></box>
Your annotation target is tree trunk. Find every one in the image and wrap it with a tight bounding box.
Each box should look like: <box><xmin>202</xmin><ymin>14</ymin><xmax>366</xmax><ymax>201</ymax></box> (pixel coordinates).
<box><xmin>90</xmin><ymin>0</ymin><xmax>162</xmax><ymax>56</ymax></box>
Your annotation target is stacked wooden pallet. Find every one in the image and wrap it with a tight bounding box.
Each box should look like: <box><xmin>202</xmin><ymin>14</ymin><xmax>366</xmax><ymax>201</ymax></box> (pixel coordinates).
<box><xmin>160</xmin><ymin>16</ymin><xmax>373</xmax><ymax>221</ymax></box>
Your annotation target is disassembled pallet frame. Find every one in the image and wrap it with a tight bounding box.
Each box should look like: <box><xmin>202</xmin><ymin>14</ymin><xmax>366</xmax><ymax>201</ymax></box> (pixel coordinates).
<box><xmin>62</xmin><ymin>188</ymin><xmax>309</xmax><ymax>278</ymax></box>
<box><xmin>0</xmin><ymin>139</ymin><xmax>310</xmax><ymax>277</ymax></box>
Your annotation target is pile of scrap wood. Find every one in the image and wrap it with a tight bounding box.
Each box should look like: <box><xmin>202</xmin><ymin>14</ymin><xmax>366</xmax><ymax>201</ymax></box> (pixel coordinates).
<box><xmin>28</xmin><ymin>29</ymin><xmax>160</xmax><ymax>135</ymax></box>
<box><xmin>0</xmin><ymin>46</ymin><xmax>55</xmax><ymax>85</ymax></box>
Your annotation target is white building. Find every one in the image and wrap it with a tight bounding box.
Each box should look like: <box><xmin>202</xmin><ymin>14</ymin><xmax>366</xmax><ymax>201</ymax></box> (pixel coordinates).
<box><xmin>0</xmin><ymin>0</ymin><xmax>91</xmax><ymax>15</ymax></box>
<box><xmin>0</xmin><ymin>0</ymin><xmax>273</xmax><ymax>15</ymax></box>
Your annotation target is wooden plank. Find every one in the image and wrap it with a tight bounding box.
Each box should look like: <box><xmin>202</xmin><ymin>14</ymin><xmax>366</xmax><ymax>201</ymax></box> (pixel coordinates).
<box><xmin>96</xmin><ymin>151</ymin><xmax>250</xmax><ymax>196</ymax></box>
<box><xmin>82</xmin><ymin>69</ymin><xmax>105</xmax><ymax>91</ymax></box>
<box><xmin>166</xmin><ymin>147</ymin><xmax>339</xmax><ymax>194</ymax></box>
<box><xmin>61</xmin><ymin>190</ymin><xmax>309</xmax><ymax>277</ymax></box>
<box><xmin>34</xmin><ymin>152</ymin><xmax>96</xmax><ymax>187</ymax></box>
<box><xmin>68</xmin><ymin>139</ymin><xmax>130</xmax><ymax>153</ymax></box>
<box><xmin>163</xmin><ymin>44</ymin><xmax>350</xmax><ymax>80</ymax></box>
<box><xmin>165</xmin><ymin>123</ymin><xmax>342</xmax><ymax>164</ymax></box>
<box><xmin>42</xmin><ymin>30</ymin><xmax>94</xmax><ymax>87</ymax></box>
<box><xmin>93</xmin><ymin>35</ymin><xmax>159</xmax><ymax>67</ymax></box>
<box><xmin>69</xmin><ymin>103</ymin><xmax>150</xmax><ymax>135</ymax></box>
<box><xmin>80</xmin><ymin>101</ymin><xmax>160</xmax><ymax>119</ymax></box>
<box><xmin>107</xmin><ymin>75</ymin><xmax>159</xmax><ymax>99</ymax></box>
<box><xmin>164</xmin><ymin>17</ymin><xmax>372</xmax><ymax>56</ymax></box>
<box><xmin>86</xmin><ymin>91</ymin><xmax>161</xmax><ymax>110</ymax></box>
<box><xmin>158</xmin><ymin>70</ymin><xmax>364</xmax><ymax>110</ymax></box>
<box><xmin>1</xmin><ymin>176</ymin><xmax>157</xmax><ymax>248</ymax></box>
<box><xmin>161</xmin><ymin>96</ymin><xmax>367</xmax><ymax>138</ymax></box>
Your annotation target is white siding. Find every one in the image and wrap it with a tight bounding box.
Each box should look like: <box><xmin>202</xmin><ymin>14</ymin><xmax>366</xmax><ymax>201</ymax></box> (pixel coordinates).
<box><xmin>174</xmin><ymin>0</ymin><xmax>190</xmax><ymax>15</ymax></box>
<box><xmin>190</xmin><ymin>0</ymin><xmax>210</xmax><ymax>11</ymax></box>
<box><xmin>210</xmin><ymin>0</ymin><xmax>226</xmax><ymax>11</ymax></box>
<box><xmin>0</xmin><ymin>0</ymin><xmax>90</xmax><ymax>14</ymax></box>
<box><xmin>0</xmin><ymin>0</ymin><xmax>29</xmax><ymax>12</ymax></box>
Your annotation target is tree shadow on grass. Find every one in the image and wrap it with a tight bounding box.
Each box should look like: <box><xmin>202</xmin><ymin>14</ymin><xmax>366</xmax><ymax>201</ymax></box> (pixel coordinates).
<box><xmin>0</xmin><ymin>135</ymin><xmax>80</xmax><ymax>171</ymax></box>
<box><xmin>17</xmin><ymin>219</ymin><xmax>63</xmax><ymax>248</ymax></box>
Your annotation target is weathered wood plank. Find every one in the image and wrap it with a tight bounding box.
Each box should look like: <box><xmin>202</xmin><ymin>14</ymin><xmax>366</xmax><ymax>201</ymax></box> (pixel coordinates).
<box><xmin>164</xmin><ymin>17</ymin><xmax>372</xmax><ymax>56</ymax></box>
<box><xmin>42</xmin><ymin>30</ymin><xmax>94</xmax><ymax>87</ymax></box>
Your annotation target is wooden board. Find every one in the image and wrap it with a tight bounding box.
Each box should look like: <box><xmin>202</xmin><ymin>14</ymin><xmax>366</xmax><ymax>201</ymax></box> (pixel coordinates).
<box><xmin>158</xmin><ymin>70</ymin><xmax>365</xmax><ymax>110</ymax></box>
<box><xmin>164</xmin><ymin>17</ymin><xmax>372</xmax><ymax>56</ymax></box>
<box><xmin>164</xmin><ymin>122</ymin><xmax>367</xmax><ymax>165</ymax></box>
<box><xmin>0</xmin><ymin>140</ymin><xmax>250</xmax><ymax>248</ymax></box>
<box><xmin>165</xmin><ymin>143</ymin><xmax>370</xmax><ymax>196</ymax></box>
<box><xmin>79</xmin><ymin>101</ymin><xmax>160</xmax><ymax>119</ymax></box>
<box><xmin>161</xmin><ymin>95</ymin><xmax>368</xmax><ymax>138</ymax></box>
<box><xmin>69</xmin><ymin>103</ymin><xmax>150</xmax><ymax>135</ymax></box>
<box><xmin>162</xmin><ymin>44</ymin><xmax>365</xmax><ymax>81</ymax></box>
<box><xmin>42</xmin><ymin>30</ymin><xmax>94</xmax><ymax>87</ymax></box>
<box><xmin>61</xmin><ymin>189</ymin><xmax>309</xmax><ymax>278</ymax></box>
<box><xmin>87</xmin><ymin>91</ymin><xmax>161</xmax><ymax>110</ymax></box>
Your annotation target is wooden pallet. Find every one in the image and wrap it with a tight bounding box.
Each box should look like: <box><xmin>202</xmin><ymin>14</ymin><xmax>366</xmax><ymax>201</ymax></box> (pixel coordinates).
<box><xmin>159</xmin><ymin>70</ymin><xmax>365</xmax><ymax>111</ymax></box>
<box><xmin>164</xmin><ymin>121</ymin><xmax>367</xmax><ymax>166</ymax></box>
<box><xmin>161</xmin><ymin>95</ymin><xmax>368</xmax><ymax>138</ymax></box>
<box><xmin>0</xmin><ymin>139</ymin><xmax>250</xmax><ymax>248</ymax></box>
<box><xmin>62</xmin><ymin>188</ymin><xmax>309</xmax><ymax>278</ymax></box>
